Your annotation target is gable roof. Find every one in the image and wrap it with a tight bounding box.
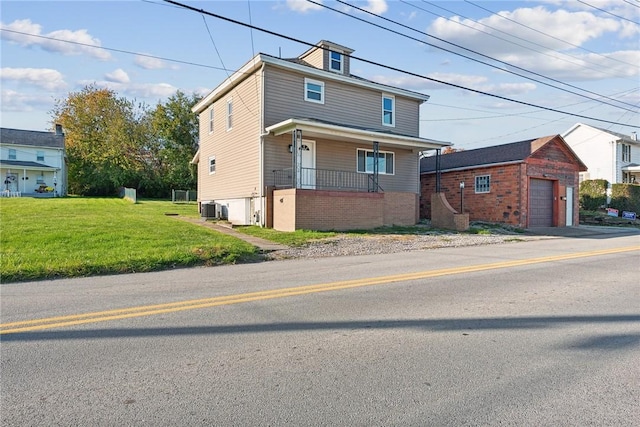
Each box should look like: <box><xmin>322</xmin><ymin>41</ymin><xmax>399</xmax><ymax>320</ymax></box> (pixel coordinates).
<box><xmin>1</xmin><ymin>127</ymin><xmax>65</xmax><ymax>149</ymax></box>
<box><xmin>562</xmin><ymin>122</ymin><xmax>639</xmax><ymax>145</ymax></box>
<box><xmin>193</xmin><ymin>46</ymin><xmax>430</xmax><ymax>114</ymax></box>
<box><xmin>420</xmin><ymin>135</ymin><xmax>586</xmax><ymax>173</ymax></box>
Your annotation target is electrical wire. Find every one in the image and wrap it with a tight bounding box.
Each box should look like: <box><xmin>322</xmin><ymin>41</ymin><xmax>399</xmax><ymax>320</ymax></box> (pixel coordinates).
<box><xmin>330</xmin><ymin>0</ymin><xmax>637</xmax><ymax>112</ymax></box>
<box><xmin>160</xmin><ymin>0</ymin><xmax>636</xmax><ymax>127</ymax></box>
<box><xmin>576</xmin><ymin>0</ymin><xmax>640</xmax><ymax>25</ymax></box>
<box><xmin>455</xmin><ymin>0</ymin><xmax>637</xmax><ymax>69</ymax></box>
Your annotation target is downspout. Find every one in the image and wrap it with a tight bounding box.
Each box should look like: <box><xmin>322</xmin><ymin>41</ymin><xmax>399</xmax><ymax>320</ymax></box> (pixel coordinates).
<box><xmin>259</xmin><ymin>62</ymin><xmax>268</xmax><ymax>227</ymax></box>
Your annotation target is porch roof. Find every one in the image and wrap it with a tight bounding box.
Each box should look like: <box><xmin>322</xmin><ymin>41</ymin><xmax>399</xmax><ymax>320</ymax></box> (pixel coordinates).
<box><xmin>622</xmin><ymin>163</ymin><xmax>640</xmax><ymax>172</ymax></box>
<box><xmin>0</xmin><ymin>160</ymin><xmax>58</xmax><ymax>171</ymax></box>
<box><xmin>265</xmin><ymin>118</ymin><xmax>450</xmax><ymax>151</ymax></box>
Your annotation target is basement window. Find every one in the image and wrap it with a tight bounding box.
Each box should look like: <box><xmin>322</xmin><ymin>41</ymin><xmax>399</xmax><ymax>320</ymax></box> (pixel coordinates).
<box><xmin>475</xmin><ymin>175</ymin><xmax>490</xmax><ymax>193</ymax></box>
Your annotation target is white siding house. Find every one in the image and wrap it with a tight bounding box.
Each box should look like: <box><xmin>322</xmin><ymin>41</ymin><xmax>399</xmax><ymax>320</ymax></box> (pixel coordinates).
<box><xmin>561</xmin><ymin>123</ymin><xmax>639</xmax><ymax>184</ymax></box>
<box><xmin>0</xmin><ymin>126</ymin><xmax>67</xmax><ymax>197</ymax></box>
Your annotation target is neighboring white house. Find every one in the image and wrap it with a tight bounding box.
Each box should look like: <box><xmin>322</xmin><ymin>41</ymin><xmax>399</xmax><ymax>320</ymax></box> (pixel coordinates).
<box><xmin>562</xmin><ymin>123</ymin><xmax>639</xmax><ymax>184</ymax></box>
<box><xmin>0</xmin><ymin>125</ymin><xmax>67</xmax><ymax>197</ymax></box>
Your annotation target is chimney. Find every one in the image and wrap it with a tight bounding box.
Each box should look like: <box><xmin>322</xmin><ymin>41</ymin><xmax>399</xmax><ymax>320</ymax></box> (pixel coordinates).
<box><xmin>55</xmin><ymin>124</ymin><xmax>63</xmax><ymax>135</ymax></box>
<box><xmin>631</xmin><ymin>131</ymin><xmax>637</xmax><ymax>141</ymax></box>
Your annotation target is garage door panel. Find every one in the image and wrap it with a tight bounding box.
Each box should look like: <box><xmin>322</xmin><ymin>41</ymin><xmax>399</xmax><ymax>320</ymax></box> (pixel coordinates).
<box><xmin>529</xmin><ymin>179</ymin><xmax>553</xmax><ymax>227</ymax></box>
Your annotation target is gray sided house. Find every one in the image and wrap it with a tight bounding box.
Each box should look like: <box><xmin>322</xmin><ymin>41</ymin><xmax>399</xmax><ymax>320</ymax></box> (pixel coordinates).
<box><xmin>420</xmin><ymin>135</ymin><xmax>587</xmax><ymax>228</ymax></box>
<box><xmin>192</xmin><ymin>40</ymin><xmax>449</xmax><ymax>231</ymax></box>
<box><xmin>0</xmin><ymin>126</ymin><xmax>67</xmax><ymax>197</ymax></box>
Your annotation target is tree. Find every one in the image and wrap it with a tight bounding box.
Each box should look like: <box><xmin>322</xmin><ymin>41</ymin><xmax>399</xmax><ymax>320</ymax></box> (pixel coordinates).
<box><xmin>146</xmin><ymin>91</ymin><xmax>200</xmax><ymax>195</ymax></box>
<box><xmin>51</xmin><ymin>85</ymin><xmax>149</xmax><ymax>195</ymax></box>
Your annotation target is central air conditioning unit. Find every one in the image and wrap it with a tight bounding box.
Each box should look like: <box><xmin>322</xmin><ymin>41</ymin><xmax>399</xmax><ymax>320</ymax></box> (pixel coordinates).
<box><xmin>200</xmin><ymin>202</ymin><xmax>217</xmax><ymax>219</ymax></box>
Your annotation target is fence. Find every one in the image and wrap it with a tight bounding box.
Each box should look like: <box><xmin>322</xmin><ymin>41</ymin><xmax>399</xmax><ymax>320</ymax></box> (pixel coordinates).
<box><xmin>172</xmin><ymin>189</ymin><xmax>197</xmax><ymax>203</ymax></box>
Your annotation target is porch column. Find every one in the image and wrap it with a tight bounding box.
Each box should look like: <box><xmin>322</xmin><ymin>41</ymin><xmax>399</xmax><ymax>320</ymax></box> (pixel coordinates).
<box><xmin>371</xmin><ymin>141</ymin><xmax>379</xmax><ymax>192</ymax></box>
<box><xmin>435</xmin><ymin>148</ymin><xmax>441</xmax><ymax>193</ymax></box>
<box><xmin>22</xmin><ymin>169</ymin><xmax>27</xmax><ymax>193</ymax></box>
<box><xmin>291</xmin><ymin>129</ymin><xmax>302</xmax><ymax>189</ymax></box>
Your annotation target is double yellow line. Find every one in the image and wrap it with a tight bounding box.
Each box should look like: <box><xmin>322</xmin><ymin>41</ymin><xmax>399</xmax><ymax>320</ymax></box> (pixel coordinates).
<box><xmin>2</xmin><ymin>246</ymin><xmax>638</xmax><ymax>335</ymax></box>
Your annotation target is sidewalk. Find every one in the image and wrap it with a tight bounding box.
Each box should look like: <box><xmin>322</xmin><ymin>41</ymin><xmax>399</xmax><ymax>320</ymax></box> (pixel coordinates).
<box><xmin>176</xmin><ymin>217</ymin><xmax>288</xmax><ymax>252</ymax></box>
<box><xmin>526</xmin><ymin>225</ymin><xmax>640</xmax><ymax>238</ymax></box>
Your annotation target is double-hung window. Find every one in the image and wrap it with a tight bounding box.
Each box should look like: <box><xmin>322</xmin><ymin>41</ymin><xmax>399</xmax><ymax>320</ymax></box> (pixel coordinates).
<box><xmin>37</xmin><ymin>151</ymin><xmax>45</xmax><ymax>162</ymax></box>
<box><xmin>330</xmin><ymin>51</ymin><xmax>343</xmax><ymax>73</ymax></box>
<box><xmin>475</xmin><ymin>175</ymin><xmax>490</xmax><ymax>193</ymax></box>
<box><xmin>208</xmin><ymin>108</ymin><xmax>214</xmax><ymax>133</ymax></box>
<box><xmin>304</xmin><ymin>78</ymin><xmax>324</xmax><ymax>104</ymax></box>
<box><xmin>357</xmin><ymin>149</ymin><xmax>394</xmax><ymax>175</ymax></box>
<box><xmin>208</xmin><ymin>156</ymin><xmax>216</xmax><ymax>174</ymax></box>
<box><xmin>382</xmin><ymin>94</ymin><xmax>395</xmax><ymax>127</ymax></box>
<box><xmin>226</xmin><ymin>99</ymin><xmax>233</xmax><ymax>131</ymax></box>
<box><xmin>8</xmin><ymin>149</ymin><xmax>16</xmax><ymax>160</ymax></box>
<box><xmin>622</xmin><ymin>144</ymin><xmax>631</xmax><ymax>162</ymax></box>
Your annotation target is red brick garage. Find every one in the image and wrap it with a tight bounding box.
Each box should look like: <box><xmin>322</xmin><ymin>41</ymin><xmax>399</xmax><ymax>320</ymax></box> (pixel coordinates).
<box><xmin>420</xmin><ymin>135</ymin><xmax>587</xmax><ymax>228</ymax></box>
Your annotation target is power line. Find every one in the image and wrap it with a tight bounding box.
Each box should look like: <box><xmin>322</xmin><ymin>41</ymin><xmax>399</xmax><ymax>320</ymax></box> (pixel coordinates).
<box><xmin>577</xmin><ymin>0</ymin><xmax>640</xmax><ymax>25</ymax></box>
<box><xmin>328</xmin><ymin>0</ymin><xmax>637</xmax><ymax>112</ymax></box>
<box><xmin>0</xmin><ymin>28</ymin><xmax>232</xmax><ymax>73</ymax></box>
<box><xmin>161</xmin><ymin>0</ymin><xmax>635</xmax><ymax>127</ymax></box>
<box><xmin>460</xmin><ymin>0</ymin><xmax>637</xmax><ymax>69</ymax></box>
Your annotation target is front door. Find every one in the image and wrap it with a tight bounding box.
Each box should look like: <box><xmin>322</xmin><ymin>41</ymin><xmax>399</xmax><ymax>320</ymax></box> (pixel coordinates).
<box><xmin>566</xmin><ymin>187</ymin><xmax>574</xmax><ymax>226</ymax></box>
<box><xmin>299</xmin><ymin>139</ymin><xmax>316</xmax><ymax>189</ymax></box>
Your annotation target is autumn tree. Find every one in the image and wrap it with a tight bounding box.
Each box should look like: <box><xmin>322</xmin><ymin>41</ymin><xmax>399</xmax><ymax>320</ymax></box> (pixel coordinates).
<box><xmin>145</xmin><ymin>90</ymin><xmax>200</xmax><ymax>195</ymax></box>
<box><xmin>51</xmin><ymin>85</ymin><xmax>149</xmax><ymax>195</ymax></box>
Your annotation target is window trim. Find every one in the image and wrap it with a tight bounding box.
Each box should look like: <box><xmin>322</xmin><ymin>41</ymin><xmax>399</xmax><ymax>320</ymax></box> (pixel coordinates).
<box><xmin>208</xmin><ymin>108</ymin><xmax>214</xmax><ymax>134</ymax></box>
<box><xmin>208</xmin><ymin>156</ymin><xmax>216</xmax><ymax>175</ymax></box>
<box><xmin>304</xmin><ymin>78</ymin><xmax>325</xmax><ymax>104</ymax></box>
<box><xmin>382</xmin><ymin>94</ymin><xmax>395</xmax><ymax>127</ymax></box>
<box><xmin>37</xmin><ymin>150</ymin><xmax>45</xmax><ymax>162</ymax></box>
<box><xmin>356</xmin><ymin>148</ymin><xmax>395</xmax><ymax>175</ymax></box>
<box><xmin>8</xmin><ymin>148</ymin><xmax>16</xmax><ymax>160</ymax></box>
<box><xmin>226</xmin><ymin>98</ymin><xmax>233</xmax><ymax>131</ymax></box>
<box><xmin>475</xmin><ymin>175</ymin><xmax>491</xmax><ymax>194</ymax></box>
<box><xmin>329</xmin><ymin>50</ymin><xmax>343</xmax><ymax>73</ymax></box>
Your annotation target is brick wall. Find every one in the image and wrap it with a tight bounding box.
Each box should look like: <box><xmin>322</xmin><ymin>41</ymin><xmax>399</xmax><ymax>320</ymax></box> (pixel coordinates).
<box><xmin>272</xmin><ymin>189</ymin><xmax>419</xmax><ymax>231</ymax></box>
<box><xmin>421</xmin><ymin>163</ymin><xmax>525</xmax><ymax>226</ymax></box>
<box><xmin>420</xmin><ymin>141</ymin><xmax>582</xmax><ymax>228</ymax></box>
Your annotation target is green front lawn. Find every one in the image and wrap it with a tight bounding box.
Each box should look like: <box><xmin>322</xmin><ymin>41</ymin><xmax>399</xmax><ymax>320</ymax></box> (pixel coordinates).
<box><xmin>0</xmin><ymin>198</ymin><xmax>259</xmax><ymax>283</ymax></box>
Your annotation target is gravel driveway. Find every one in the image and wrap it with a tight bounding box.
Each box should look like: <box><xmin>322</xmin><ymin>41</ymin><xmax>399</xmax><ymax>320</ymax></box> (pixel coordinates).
<box><xmin>265</xmin><ymin>225</ymin><xmax>544</xmax><ymax>260</ymax></box>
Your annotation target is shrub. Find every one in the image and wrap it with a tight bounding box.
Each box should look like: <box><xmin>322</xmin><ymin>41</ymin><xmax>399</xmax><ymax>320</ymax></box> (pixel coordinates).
<box><xmin>579</xmin><ymin>179</ymin><xmax>608</xmax><ymax>211</ymax></box>
<box><xmin>610</xmin><ymin>183</ymin><xmax>640</xmax><ymax>213</ymax></box>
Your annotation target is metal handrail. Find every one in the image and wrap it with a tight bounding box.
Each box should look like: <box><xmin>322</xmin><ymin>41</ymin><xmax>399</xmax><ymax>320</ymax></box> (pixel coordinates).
<box><xmin>273</xmin><ymin>167</ymin><xmax>383</xmax><ymax>192</ymax></box>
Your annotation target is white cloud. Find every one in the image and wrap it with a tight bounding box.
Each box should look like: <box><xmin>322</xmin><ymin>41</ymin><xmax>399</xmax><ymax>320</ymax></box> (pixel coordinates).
<box><xmin>1</xmin><ymin>89</ymin><xmax>52</xmax><ymax>112</ymax></box>
<box><xmin>105</xmin><ymin>69</ymin><xmax>130</xmax><ymax>84</ymax></box>
<box><xmin>426</xmin><ymin>5</ymin><xmax>639</xmax><ymax>80</ymax></box>
<box><xmin>362</xmin><ymin>0</ymin><xmax>387</xmax><ymax>15</ymax></box>
<box><xmin>286</xmin><ymin>0</ymin><xmax>322</xmax><ymax>13</ymax></box>
<box><xmin>0</xmin><ymin>19</ymin><xmax>111</xmax><ymax>60</ymax></box>
<box><xmin>134</xmin><ymin>55</ymin><xmax>176</xmax><ymax>70</ymax></box>
<box><xmin>78</xmin><ymin>79</ymin><xmax>178</xmax><ymax>99</ymax></box>
<box><xmin>0</xmin><ymin>67</ymin><xmax>66</xmax><ymax>90</ymax></box>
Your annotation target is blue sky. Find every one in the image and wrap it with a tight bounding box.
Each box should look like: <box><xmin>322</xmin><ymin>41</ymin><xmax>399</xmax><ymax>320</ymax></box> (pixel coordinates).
<box><xmin>1</xmin><ymin>0</ymin><xmax>638</xmax><ymax>149</ymax></box>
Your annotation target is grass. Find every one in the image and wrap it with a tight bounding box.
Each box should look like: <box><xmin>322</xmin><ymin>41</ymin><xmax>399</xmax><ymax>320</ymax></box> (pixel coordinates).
<box><xmin>235</xmin><ymin>226</ymin><xmax>336</xmax><ymax>246</ymax></box>
<box><xmin>0</xmin><ymin>198</ymin><xmax>259</xmax><ymax>283</ymax></box>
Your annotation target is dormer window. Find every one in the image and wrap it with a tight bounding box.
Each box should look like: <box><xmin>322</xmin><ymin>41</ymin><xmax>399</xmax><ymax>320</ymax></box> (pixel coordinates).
<box><xmin>330</xmin><ymin>51</ymin><xmax>343</xmax><ymax>73</ymax></box>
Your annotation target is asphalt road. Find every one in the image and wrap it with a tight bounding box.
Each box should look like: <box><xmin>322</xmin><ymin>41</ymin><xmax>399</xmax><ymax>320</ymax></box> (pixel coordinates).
<box><xmin>2</xmin><ymin>233</ymin><xmax>639</xmax><ymax>426</ymax></box>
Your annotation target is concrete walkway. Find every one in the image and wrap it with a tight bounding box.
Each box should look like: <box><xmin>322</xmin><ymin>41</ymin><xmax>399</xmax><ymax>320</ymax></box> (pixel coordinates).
<box><xmin>175</xmin><ymin>217</ymin><xmax>288</xmax><ymax>252</ymax></box>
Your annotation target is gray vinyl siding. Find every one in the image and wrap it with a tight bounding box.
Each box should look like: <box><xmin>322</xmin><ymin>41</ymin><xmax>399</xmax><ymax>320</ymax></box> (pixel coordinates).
<box><xmin>197</xmin><ymin>71</ymin><xmax>262</xmax><ymax>201</ymax></box>
<box><xmin>264</xmin><ymin>134</ymin><xmax>418</xmax><ymax>193</ymax></box>
<box><xmin>264</xmin><ymin>67</ymin><xmax>421</xmax><ymax>137</ymax></box>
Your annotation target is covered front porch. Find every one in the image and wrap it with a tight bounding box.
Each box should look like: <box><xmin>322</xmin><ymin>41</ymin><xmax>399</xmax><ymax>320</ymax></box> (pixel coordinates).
<box><xmin>264</xmin><ymin>118</ymin><xmax>449</xmax><ymax>231</ymax></box>
<box><xmin>1</xmin><ymin>162</ymin><xmax>61</xmax><ymax>198</ymax></box>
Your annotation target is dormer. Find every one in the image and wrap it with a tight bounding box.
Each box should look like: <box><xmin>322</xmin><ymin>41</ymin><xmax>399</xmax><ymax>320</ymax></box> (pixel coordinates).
<box><xmin>298</xmin><ymin>40</ymin><xmax>354</xmax><ymax>76</ymax></box>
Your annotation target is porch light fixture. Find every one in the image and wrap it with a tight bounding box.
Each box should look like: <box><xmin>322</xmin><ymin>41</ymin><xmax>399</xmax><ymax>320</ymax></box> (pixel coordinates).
<box><xmin>288</xmin><ymin>144</ymin><xmax>310</xmax><ymax>152</ymax></box>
